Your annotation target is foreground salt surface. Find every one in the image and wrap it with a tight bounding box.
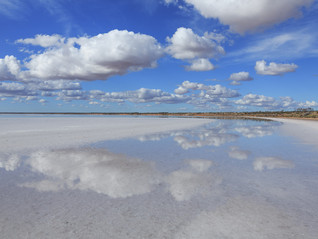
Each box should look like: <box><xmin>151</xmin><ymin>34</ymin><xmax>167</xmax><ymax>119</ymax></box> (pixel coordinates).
<box><xmin>267</xmin><ymin>118</ymin><xmax>318</xmax><ymax>149</ymax></box>
<box><xmin>0</xmin><ymin>117</ymin><xmax>318</xmax><ymax>238</ymax></box>
<box><xmin>0</xmin><ymin>117</ymin><xmax>212</xmax><ymax>153</ymax></box>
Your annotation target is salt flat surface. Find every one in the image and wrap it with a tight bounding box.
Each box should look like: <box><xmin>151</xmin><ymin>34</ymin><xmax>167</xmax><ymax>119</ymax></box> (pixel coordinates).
<box><xmin>0</xmin><ymin>117</ymin><xmax>212</xmax><ymax>153</ymax></box>
<box><xmin>269</xmin><ymin>118</ymin><xmax>318</xmax><ymax>149</ymax></box>
<box><xmin>0</xmin><ymin>117</ymin><xmax>318</xmax><ymax>238</ymax></box>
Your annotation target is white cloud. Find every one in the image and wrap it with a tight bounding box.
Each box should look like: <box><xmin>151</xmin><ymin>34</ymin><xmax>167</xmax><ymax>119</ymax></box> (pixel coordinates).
<box><xmin>88</xmin><ymin>81</ymin><xmax>238</xmax><ymax>107</ymax></box>
<box><xmin>25</xmin><ymin>96</ymin><xmax>38</xmax><ymax>101</ymax></box>
<box><xmin>0</xmin><ymin>0</ymin><xmax>24</xmax><ymax>18</ymax></box>
<box><xmin>28</xmin><ymin>80</ymin><xmax>82</xmax><ymax>91</ymax></box>
<box><xmin>184</xmin><ymin>0</ymin><xmax>314</xmax><ymax>34</ymax></box>
<box><xmin>253</xmin><ymin>157</ymin><xmax>294</xmax><ymax>171</ymax></box>
<box><xmin>173</xmin><ymin>81</ymin><xmax>240</xmax><ymax>109</ymax></box>
<box><xmin>229</xmin><ymin>71</ymin><xmax>253</xmax><ymax>85</ymax></box>
<box><xmin>298</xmin><ymin>100</ymin><xmax>318</xmax><ymax>108</ymax></box>
<box><xmin>16</xmin><ymin>34</ymin><xmax>64</xmax><ymax>47</ymax></box>
<box><xmin>166</xmin><ymin>27</ymin><xmax>225</xmax><ymax>60</ymax></box>
<box><xmin>174</xmin><ymin>81</ymin><xmax>239</xmax><ymax>97</ymax></box>
<box><xmin>56</xmin><ymin>90</ymin><xmax>88</xmax><ymax>101</ymax></box>
<box><xmin>230</xmin><ymin>29</ymin><xmax>318</xmax><ymax>61</ymax></box>
<box><xmin>0</xmin><ymin>82</ymin><xmax>30</xmax><ymax>97</ymax></box>
<box><xmin>255</xmin><ymin>60</ymin><xmax>298</xmax><ymax>75</ymax></box>
<box><xmin>26</xmin><ymin>80</ymin><xmax>240</xmax><ymax>107</ymax></box>
<box><xmin>235</xmin><ymin>94</ymin><xmax>278</xmax><ymax>109</ymax></box>
<box><xmin>0</xmin><ymin>55</ymin><xmax>21</xmax><ymax>81</ymax></box>
<box><xmin>235</xmin><ymin>94</ymin><xmax>318</xmax><ymax>111</ymax></box>
<box><xmin>17</xmin><ymin>30</ymin><xmax>164</xmax><ymax>81</ymax></box>
<box><xmin>164</xmin><ymin>0</ymin><xmax>178</xmax><ymax>4</ymax></box>
<box><xmin>92</xmin><ymin>88</ymin><xmax>189</xmax><ymax>104</ymax></box>
<box><xmin>89</xmin><ymin>101</ymin><xmax>99</xmax><ymax>105</ymax></box>
<box><xmin>185</xmin><ymin>58</ymin><xmax>215</xmax><ymax>71</ymax></box>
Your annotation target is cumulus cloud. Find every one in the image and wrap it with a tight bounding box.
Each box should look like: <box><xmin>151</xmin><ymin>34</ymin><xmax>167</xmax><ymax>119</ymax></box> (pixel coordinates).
<box><xmin>173</xmin><ymin>81</ymin><xmax>239</xmax><ymax>109</ymax></box>
<box><xmin>87</xmin><ymin>81</ymin><xmax>238</xmax><ymax>108</ymax></box>
<box><xmin>166</xmin><ymin>27</ymin><xmax>225</xmax><ymax>70</ymax></box>
<box><xmin>185</xmin><ymin>58</ymin><xmax>215</xmax><ymax>71</ymax></box>
<box><xmin>28</xmin><ymin>80</ymin><xmax>82</xmax><ymax>91</ymax></box>
<box><xmin>253</xmin><ymin>157</ymin><xmax>294</xmax><ymax>171</ymax></box>
<box><xmin>0</xmin><ymin>55</ymin><xmax>21</xmax><ymax>81</ymax></box>
<box><xmin>0</xmin><ymin>82</ymin><xmax>36</xmax><ymax>98</ymax></box>
<box><xmin>229</xmin><ymin>71</ymin><xmax>253</xmax><ymax>85</ymax></box>
<box><xmin>174</xmin><ymin>81</ymin><xmax>239</xmax><ymax>97</ymax></box>
<box><xmin>184</xmin><ymin>0</ymin><xmax>314</xmax><ymax>34</ymax></box>
<box><xmin>9</xmin><ymin>80</ymin><xmax>239</xmax><ymax>107</ymax></box>
<box><xmin>298</xmin><ymin>100</ymin><xmax>318</xmax><ymax>108</ymax></box>
<box><xmin>255</xmin><ymin>60</ymin><xmax>298</xmax><ymax>75</ymax></box>
<box><xmin>17</xmin><ymin>30</ymin><xmax>163</xmax><ymax>81</ymax></box>
<box><xmin>235</xmin><ymin>94</ymin><xmax>278</xmax><ymax>109</ymax></box>
<box><xmin>236</xmin><ymin>93</ymin><xmax>318</xmax><ymax>110</ymax></box>
<box><xmin>56</xmin><ymin>90</ymin><xmax>88</xmax><ymax>101</ymax></box>
<box><xmin>91</xmin><ymin>88</ymin><xmax>189</xmax><ymax>104</ymax></box>
<box><xmin>16</xmin><ymin>34</ymin><xmax>64</xmax><ymax>47</ymax></box>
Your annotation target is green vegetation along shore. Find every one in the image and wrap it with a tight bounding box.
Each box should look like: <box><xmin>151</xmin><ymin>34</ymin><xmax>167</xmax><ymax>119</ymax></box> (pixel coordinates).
<box><xmin>1</xmin><ymin>110</ymin><xmax>318</xmax><ymax>120</ymax></box>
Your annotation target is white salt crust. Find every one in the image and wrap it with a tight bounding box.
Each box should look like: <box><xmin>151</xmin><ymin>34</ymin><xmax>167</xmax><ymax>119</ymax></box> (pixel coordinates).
<box><xmin>0</xmin><ymin>117</ymin><xmax>317</xmax><ymax>238</ymax></box>
<box><xmin>0</xmin><ymin>117</ymin><xmax>213</xmax><ymax>153</ymax></box>
<box><xmin>273</xmin><ymin>118</ymin><xmax>318</xmax><ymax>149</ymax></box>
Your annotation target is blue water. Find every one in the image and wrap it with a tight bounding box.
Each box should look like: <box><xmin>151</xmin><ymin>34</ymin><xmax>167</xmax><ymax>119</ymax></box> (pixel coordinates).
<box><xmin>0</xmin><ymin>118</ymin><xmax>317</xmax><ymax>238</ymax></box>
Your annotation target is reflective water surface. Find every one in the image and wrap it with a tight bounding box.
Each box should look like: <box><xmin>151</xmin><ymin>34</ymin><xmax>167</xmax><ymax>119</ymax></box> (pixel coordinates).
<box><xmin>1</xmin><ymin>118</ymin><xmax>318</xmax><ymax>238</ymax></box>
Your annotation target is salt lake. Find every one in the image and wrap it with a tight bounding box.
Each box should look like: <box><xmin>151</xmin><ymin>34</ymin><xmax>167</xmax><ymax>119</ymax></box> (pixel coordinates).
<box><xmin>0</xmin><ymin>117</ymin><xmax>317</xmax><ymax>238</ymax></box>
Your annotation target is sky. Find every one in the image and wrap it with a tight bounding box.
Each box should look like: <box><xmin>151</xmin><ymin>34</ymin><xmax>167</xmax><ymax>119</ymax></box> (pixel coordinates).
<box><xmin>0</xmin><ymin>0</ymin><xmax>318</xmax><ymax>113</ymax></box>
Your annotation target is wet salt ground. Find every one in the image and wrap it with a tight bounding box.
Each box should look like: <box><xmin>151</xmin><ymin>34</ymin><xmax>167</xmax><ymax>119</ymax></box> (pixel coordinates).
<box><xmin>0</xmin><ymin>118</ymin><xmax>318</xmax><ymax>238</ymax></box>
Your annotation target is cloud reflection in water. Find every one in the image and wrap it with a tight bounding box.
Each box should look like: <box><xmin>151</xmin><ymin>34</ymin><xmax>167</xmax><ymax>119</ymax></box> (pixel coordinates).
<box><xmin>234</xmin><ymin>123</ymin><xmax>276</xmax><ymax>138</ymax></box>
<box><xmin>0</xmin><ymin>153</ymin><xmax>21</xmax><ymax>171</ymax></box>
<box><xmin>253</xmin><ymin>157</ymin><xmax>294</xmax><ymax>171</ymax></box>
<box><xmin>23</xmin><ymin>148</ymin><xmax>161</xmax><ymax>198</ymax></box>
<box><xmin>228</xmin><ymin>146</ymin><xmax>251</xmax><ymax>160</ymax></box>
<box><xmin>0</xmin><ymin>119</ymin><xmax>293</xmax><ymax>202</ymax></box>
<box><xmin>17</xmin><ymin>148</ymin><xmax>220</xmax><ymax>201</ymax></box>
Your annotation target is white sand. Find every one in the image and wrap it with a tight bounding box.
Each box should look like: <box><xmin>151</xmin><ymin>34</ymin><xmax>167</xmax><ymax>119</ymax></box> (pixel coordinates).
<box><xmin>0</xmin><ymin>117</ymin><xmax>213</xmax><ymax>153</ymax></box>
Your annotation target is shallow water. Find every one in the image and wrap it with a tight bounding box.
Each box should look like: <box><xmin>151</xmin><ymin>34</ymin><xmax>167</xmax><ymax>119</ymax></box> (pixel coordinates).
<box><xmin>0</xmin><ymin>118</ymin><xmax>317</xmax><ymax>238</ymax></box>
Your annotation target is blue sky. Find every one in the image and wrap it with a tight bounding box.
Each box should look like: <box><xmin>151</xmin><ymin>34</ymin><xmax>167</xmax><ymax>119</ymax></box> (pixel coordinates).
<box><xmin>1</xmin><ymin>0</ymin><xmax>318</xmax><ymax>112</ymax></box>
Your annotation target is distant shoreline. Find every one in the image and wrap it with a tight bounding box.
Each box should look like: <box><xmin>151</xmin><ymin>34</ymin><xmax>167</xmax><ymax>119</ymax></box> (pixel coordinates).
<box><xmin>0</xmin><ymin>111</ymin><xmax>317</xmax><ymax>120</ymax></box>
